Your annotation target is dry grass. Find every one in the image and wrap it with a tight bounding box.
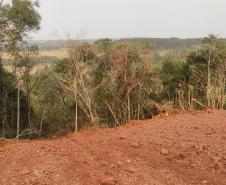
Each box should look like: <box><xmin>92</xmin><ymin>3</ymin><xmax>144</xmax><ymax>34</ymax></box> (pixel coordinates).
<box><xmin>4</xmin><ymin>63</ymin><xmax>53</xmax><ymax>75</ymax></box>
<box><xmin>2</xmin><ymin>48</ymin><xmax>67</xmax><ymax>60</ymax></box>
<box><xmin>39</xmin><ymin>49</ymin><xmax>67</xmax><ymax>58</ymax></box>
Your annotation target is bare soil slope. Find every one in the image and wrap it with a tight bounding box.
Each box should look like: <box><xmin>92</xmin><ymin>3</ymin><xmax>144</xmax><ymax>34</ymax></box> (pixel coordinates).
<box><xmin>0</xmin><ymin>111</ymin><xmax>226</xmax><ymax>185</ymax></box>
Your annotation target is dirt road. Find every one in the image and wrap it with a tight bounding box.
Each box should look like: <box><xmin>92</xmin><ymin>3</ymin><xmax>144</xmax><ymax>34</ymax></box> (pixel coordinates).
<box><xmin>0</xmin><ymin>111</ymin><xmax>226</xmax><ymax>185</ymax></box>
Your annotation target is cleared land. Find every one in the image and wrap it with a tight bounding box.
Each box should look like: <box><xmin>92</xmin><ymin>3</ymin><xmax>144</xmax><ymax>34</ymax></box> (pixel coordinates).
<box><xmin>0</xmin><ymin>111</ymin><xmax>226</xmax><ymax>185</ymax></box>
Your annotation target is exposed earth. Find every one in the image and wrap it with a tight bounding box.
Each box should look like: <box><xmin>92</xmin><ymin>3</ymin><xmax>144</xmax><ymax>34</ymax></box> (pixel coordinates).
<box><xmin>0</xmin><ymin>110</ymin><xmax>226</xmax><ymax>185</ymax></box>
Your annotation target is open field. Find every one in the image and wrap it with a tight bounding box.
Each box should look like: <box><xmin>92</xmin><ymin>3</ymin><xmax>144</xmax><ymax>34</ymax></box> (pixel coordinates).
<box><xmin>0</xmin><ymin>110</ymin><xmax>226</xmax><ymax>185</ymax></box>
<box><xmin>2</xmin><ymin>48</ymin><xmax>67</xmax><ymax>60</ymax></box>
<box><xmin>3</xmin><ymin>63</ymin><xmax>52</xmax><ymax>75</ymax></box>
<box><xmin>39</xmin><ymin>49</ymin><xmax>67</xmax><ymax>59</ymax></box>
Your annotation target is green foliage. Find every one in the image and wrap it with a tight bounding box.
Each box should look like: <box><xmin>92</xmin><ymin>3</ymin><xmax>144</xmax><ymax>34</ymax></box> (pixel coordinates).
<box><xmin>187</xmin><ymin>35</ymin><xmax>226</xmax><ymax>108</ymax></box>
<box><xmin>4</xmin><ymin>0</ymin><xmax>41</xmax><ymax>32</ymax></box>
<box><xmin>94</xmin><ymin>44</ymin><xmax>162</xmax><ymax>125</ymax></box>
<box><xmin>0</xmin><ymin>68</ymin><xmax>29</xmax><ymax>138</ymax></box>
<box><xmin>160</xmin><ymin>59</ymin><xmax>191</xmax><ymax>102</ymax></box>
<box><xmin>32</xmin><ymin>72</ymin><xmax>73</xmax><ymax>136</ymax></box>
<box><xmin>95</xmin><ymin>38</ymin><xmax>113</xmax><ymax>51</ymax></box>
<box><xmin>0</xmin><ymin>0</ymin><xmax>41</xmax><ymax>139</ymax></box>
<box><xmin>1</xmin><ymin>0</ymin><xmax>41</xmax><ymax>52</ymax></box>
<box><xmin>94</xmin><ymin>53</ymin><xmax>113</xmax><ymax>85</ymax></box>
<box><xmin>55</xmin><ymin>58</ymin><xmax>71</xmax><ymax>74</ymax></box>
<box><xmin>1</xmin><ymin>21</ymin><xmax>226</xmax><ymax>139</ymax></box>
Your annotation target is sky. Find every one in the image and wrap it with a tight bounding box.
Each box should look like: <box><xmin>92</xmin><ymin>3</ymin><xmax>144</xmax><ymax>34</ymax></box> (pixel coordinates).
<box><xmin>31</xmin><ymin>0</ymin><xmax>226</xmax><ymax>40</ymax></box>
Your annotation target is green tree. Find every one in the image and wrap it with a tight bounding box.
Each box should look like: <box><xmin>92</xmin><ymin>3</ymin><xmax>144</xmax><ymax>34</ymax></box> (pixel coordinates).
<box><xmin>0</xmin><ymin>0</ymin><xmax>41</xmax><ymax>139</ymax></box>
<box><xmin>187</xmin><ymin>35</ymin><xmax>226</xmax><ymax>109</ymax></box>
<box><xmin>160</xmin><ymin>58</ymin><xmax>192</xmax><ymax>108</ymax></box>
<box><xmin>95</xmin><ymin>44</ymin><xmax>162</xmax><ymax>126</ymax></box>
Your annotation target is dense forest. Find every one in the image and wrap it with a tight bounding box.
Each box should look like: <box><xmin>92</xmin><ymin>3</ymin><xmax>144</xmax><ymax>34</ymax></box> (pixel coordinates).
<box><xmin>0</xmin><ymin>0</ymin><xmax>226</xmax><ymax>139</ymax></box>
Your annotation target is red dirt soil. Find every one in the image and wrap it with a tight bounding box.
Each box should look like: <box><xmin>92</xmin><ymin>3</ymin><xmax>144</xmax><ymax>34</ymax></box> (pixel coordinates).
<box><xmin>0</xmin><ymin>111</ymin><xmax>226</xmax><ymax>185</ymax></box>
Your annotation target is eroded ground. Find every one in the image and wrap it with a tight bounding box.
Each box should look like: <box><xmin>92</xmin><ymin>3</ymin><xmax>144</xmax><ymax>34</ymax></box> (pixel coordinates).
<box><xmin>0</xmin><ymin>111</ymin><xmax>226</xmax><ymax>185</ymax></box>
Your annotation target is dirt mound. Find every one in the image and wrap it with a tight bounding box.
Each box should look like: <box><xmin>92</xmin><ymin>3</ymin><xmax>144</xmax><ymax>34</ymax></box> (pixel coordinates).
<box><xmin>0</xmin><ymin>111</ymin><xmax>226</xmax><ymax>185</ymax></box>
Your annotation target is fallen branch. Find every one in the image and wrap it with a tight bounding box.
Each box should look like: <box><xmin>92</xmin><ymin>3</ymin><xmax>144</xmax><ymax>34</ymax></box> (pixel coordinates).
<box><xmin>15</xmin><ymin>130</ymin><xmax>39</xmax><ymax>139</ymax></box>
<box><xmin>104</xmin><ymin>101</ymin><xmax>120</xmax><ymax>127</ymax></box>
<box><xmin>192</xmin><ymin>98</ymin><xmax>206</xmax><ymax>108</ymax></box>
<box><xmin>0</xmin><ymin>130</ymin><xmax>39</xmax><ymax>141</ymax></box>
<box><xmin>0</xmin><ymin>138</ymin><xmax>13</xmax><ymax>141</ymax></box>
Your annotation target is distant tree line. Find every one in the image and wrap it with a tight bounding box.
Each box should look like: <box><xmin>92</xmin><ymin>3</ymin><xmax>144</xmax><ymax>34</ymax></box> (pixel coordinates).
<box><xmin>32</xmin><ymin>37</ymin><xmax>226</xmax><ymax>52</ymax></box>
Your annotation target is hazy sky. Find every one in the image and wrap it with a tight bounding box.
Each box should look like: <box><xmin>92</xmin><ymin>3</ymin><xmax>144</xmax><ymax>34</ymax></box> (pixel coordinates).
<box><xmin>31</xmin><ymin>0</ymin><xmax>226</xmax><ymax>40</ymax></box>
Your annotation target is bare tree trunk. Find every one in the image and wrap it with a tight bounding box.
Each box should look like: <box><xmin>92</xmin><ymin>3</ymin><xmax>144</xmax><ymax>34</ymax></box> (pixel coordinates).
<box><xmin>178</xmin><ymin>89</ymin><xmax>184</xmax><ymax>110</ymax></box>
<box><xmin>1</xmin><ymin>94</ymin><xmax>7</xmax><ymax>138</ymax></box>
<box><xmin>27</xmin><ymin>94</ymin><xmax>31</xmax><ymax>129</ymax></box>
<box><xmin>220</xmin><ymin>62</ymin><xmax>226</xmax><ymax>109</ymax></box>
<box><xmin>128</xmin><ymin>95</ymin><xmax>131</xmax><ymax>122</ymax></box>
<box><xmin>222</xmin><ymin>78</ymin><xmax>225</xmax><ymax>109</ymax></box>
<box><xmin>105</xmin><ymin>101</ymin><xmax>119</xmax><ymax>127</ymax></box>
<box><xmin>88</xmin><ymin>102</ymin><xmax>94</xmax><ymax>123</ymax></box>
<box><xmin>74</xmin><ymin>79</ymin><xmax>78</xmax><ymax>132</ymax></box>
<box><xmin>137</xmin><ymin>99</ymin><xmax>140</xmax><ymax>121</ymax></box>
<box><xmin>191</xmin><ymin>88</ymin><xmax>194</xmax><ymax>109</ymax></box>
<box><xmin>39</xmin><ymin>111</ymin><xmax>46</xmax><ymax>137</ymax></box>
<box><xmin>16</xmin><ymin>84</ymin><xmax>20</xmax><ymax>139</ymax></box>
<box><xmin>188</xmin><ymin>86</ymin><xmax>191</xmax><ymax>108</ymax></box>
<box><xmin>75</xmin><ymin>100</ymin><xmax>78</xmax><ymax>132</ymax></box>
<box><xmin>207</xmin><ymin>52</ymin><xmax>212</xmax><ymax>107</ymax></box>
